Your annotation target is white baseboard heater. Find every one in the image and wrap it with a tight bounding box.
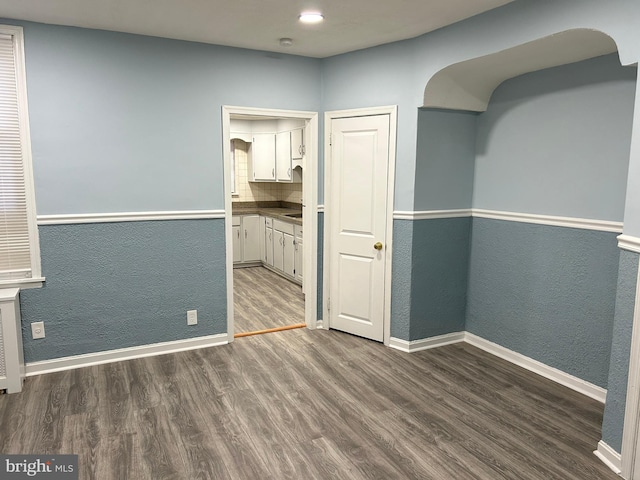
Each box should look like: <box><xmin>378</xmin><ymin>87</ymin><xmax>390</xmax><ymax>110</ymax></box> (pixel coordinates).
<box><xmin>0</xmin><ymin>288</ymin><xmax>25</xmax><ymax>394</ymax></box>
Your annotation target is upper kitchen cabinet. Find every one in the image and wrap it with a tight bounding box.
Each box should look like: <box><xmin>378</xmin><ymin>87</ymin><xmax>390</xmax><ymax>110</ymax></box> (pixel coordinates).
<box><xmin>276</xmin><ymin>131</ymin><xmax>302</xmax><ymax>183</ymax></box>
<box><xmin>249</xmin><ymin>133</ymin><xmax>276</xmax><ymax>182</ymax></box>
<box><xmin>291</xmin><ymin>127</ymin><xmax>304</xmax><ymax>162</ymax></box>
<box><xmin>231</xmin><ymin>117</ymin><xmax>305</xmax><ymax>183</ymax></box>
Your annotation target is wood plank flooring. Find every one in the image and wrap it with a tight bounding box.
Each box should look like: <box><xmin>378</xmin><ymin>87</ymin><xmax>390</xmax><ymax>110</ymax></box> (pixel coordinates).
<box><xmin>233</xmin><ymin>266</ymin><xmax>304</xmax><ymax>333</ymax></box>
<box><xmin>0</xmin><ymin>327</ymin><xmax>617</xmax><ymax>479</ymax></box>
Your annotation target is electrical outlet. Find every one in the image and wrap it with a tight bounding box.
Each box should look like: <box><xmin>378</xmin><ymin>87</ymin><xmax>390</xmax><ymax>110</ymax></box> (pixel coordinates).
<box><xmin>187</xmin><ymin>309</ymin><xmax>198</xmax><ymax>326</ymax></box>
<box><xmin>31</xmin><ymin>321</ymin><xmax>45</xmax><ymax>339</ymax></box>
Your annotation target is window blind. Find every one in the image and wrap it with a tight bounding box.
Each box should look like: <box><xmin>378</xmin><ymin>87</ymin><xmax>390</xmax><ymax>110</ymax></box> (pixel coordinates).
<box><xmin>0</xmin><ymin>32</ymin><xmax>32</xmax><ymax>281</ymax></box>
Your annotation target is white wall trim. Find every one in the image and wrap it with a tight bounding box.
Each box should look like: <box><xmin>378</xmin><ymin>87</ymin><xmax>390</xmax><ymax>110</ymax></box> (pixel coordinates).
<box><xmin>594</xmin><ymin>440</ymin><xmax>622</xmax><ymax>475</ymax></box>
<box><xmin>473</xmin><ymin>209</ymin><xmax>622</xmax><ymax>233</ymax></box>
<box><xmin>390</xmin><ymin>208</ymin><xmax>623</xmax><ymax>233</ymax></box>
<box><xmin>37</xmin><ymin>210</ymin><xmax>226</xmax><ymax>225</ymax></box>
<box><xmin>621</xmin><ymin>254</ymin><xmax>640</xmax><ymax>478</ymax></box>
<box><xmin>393</xmin><ymin>209</ymin><xmax>472</xmax><ymax>220</ymax></box>
<box><xmin>464</xmin><ymin>332</ymin><xmax>607</xmax><ymax>403</ymax></box>
<box><xmin>618</xmin><ymin>234</ymin><xmax>640</xmax><ymax>254</ymax></box>
<box><xmin>389</xmin><ymin>332</ymin><xmax>465</xmax><ymax>353</ymax></box>
<box><xmin>25</xmin><ymin>333</ymin><xmax>229</xmax><ymax>376</ymax></box>
<box><xmin>222</xmin><ymin>106</ymin><xmax>319</xmax><ymax>340</ymax></box>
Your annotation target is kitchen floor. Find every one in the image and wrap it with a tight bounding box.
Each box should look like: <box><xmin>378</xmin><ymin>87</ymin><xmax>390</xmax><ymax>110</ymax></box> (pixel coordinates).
<box><xmin>233</xmin><ymin>266</ymin><xmax>304</xmax><ymax>333</ymax></box>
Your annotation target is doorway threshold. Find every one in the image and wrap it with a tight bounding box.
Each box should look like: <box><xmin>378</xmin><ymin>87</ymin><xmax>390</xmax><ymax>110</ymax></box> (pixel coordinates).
<box><xmin>234</xmin><ymin>323</ymin><xmax>306</xmax><ymax>338</ymax></box>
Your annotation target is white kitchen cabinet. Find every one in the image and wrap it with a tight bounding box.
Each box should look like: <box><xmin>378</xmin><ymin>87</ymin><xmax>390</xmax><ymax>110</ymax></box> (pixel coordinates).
<box><xmin>232</xmin><ymin>216</ymin><xmax>242</xmax><ymax>264</ymax></box>
<box><xmin>259</xmin><ymin>216</ymin><xmax>266</xmax><ymax>264</ymax></box>
<box><xmin>273</xmin><ymin>230</ymin><xmax>284</xmax><ymax>271</ymax></box>
<box><xmin>283</xmin><ymin>232</ymin><xmax>295</xmax><ymax>278</ymax></box>
<box><xmin>242</xmin><ymin>215</ymin><xmax>261</xmax><ymax>262</ymax></box>
<box><xmin>276</xmin><ymin>131</ymin><xmax>292</xmax><ymax>182</ymax></box>
<box><xmin>265</xmin><ymin>217</ymin><xmax>274</xmax><ymax>267</ymax></box>
<box><xmin>233</xmin><ymin>214</ymin><xmax>261</xmax><ymax>265</ymax></box>
<box><xmin>291</xmin><ymin>127</ymin><xmax>304</xmax><ymax>161</ymax></box>
<box><xmin>250</xmin><ymin>133</ymin><xmax>276</xmax><ymax>181</ymax></box>
<box><xmin>272</xmin><ymin>219</ymin><xmax>298</xmax><ymax>282</ymax></box>
<box><xmin>295</xmin><ymin>224</ymin><xmax>303</xmax><ymax>286</ymax></box>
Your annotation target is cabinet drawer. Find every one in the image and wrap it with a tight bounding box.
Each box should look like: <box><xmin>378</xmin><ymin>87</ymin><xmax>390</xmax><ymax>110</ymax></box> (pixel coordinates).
<box><xmin>265</xmin><ymin>217</ymin><xmax>273</xmax><ymax>228</ymax></box>
<box><xmin>273</xmin><ymin>219</ymin><xmax>294</xmax><ymax>235</ymax></box>
<box><xmin>232</xmin><ymin>216</ymin><xmax>241</xmax><ymax>226</ymax></box>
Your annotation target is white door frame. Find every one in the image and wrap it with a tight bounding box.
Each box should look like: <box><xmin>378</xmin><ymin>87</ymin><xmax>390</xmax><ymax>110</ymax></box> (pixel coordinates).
<box><xmin>222</xmin><ymin>106</ymin><xmax>319</xmax><ymax>340</ymax></box>
<box><xmin>323</xmin><ymin>105</ymin><xmax>397</xmax><ymax>345</ymax></box>
<box><xmin>620</xmin><ymin>250</ymin><xmax>640</xmax><ymax>478</ymax></box>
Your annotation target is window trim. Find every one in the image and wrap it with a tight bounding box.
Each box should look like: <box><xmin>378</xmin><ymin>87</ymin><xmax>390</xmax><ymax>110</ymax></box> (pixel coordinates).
<box><xmin>0</xmin><ymin>25</ymin><xmax>43</xmax><ymax>289</ymax></box>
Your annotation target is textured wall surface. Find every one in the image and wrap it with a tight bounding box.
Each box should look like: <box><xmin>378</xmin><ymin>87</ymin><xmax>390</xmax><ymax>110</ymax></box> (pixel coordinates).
<box><xmin>409</xmin><ymin>217</ymin><xmax>471</xmax><ymax>340</ymax></box>
<box><xmin>414</xmin><ymin>109</ymin><xmax>477</xmax><ymax>211</ymax></box>
<box><xmin>18</xmin><ymin>20</ymin><xmax>321</xmax><ymax>214</ymax></box>
<box><xmin>466</xmin><ymin>218</ymin><xmax>619</xmax><ymax>387</ymax></box>
<box><xmin>20</xmin><ymin>220</ymin><xmax>227</xmax><ymax>362</ymax></box>
<box><xmin>390</xmin><ymin>220</ymin><xmax>414</xmax><ymax>340</ymax></box>
<box><xmin>474</xmin><ymin>54</ymin><xmax>636</xmax><ymax>221</ymax></box>
<box><xmin>602</xmin><ymin>250</ymin><xmax>639</xmax><ymax>453</ymax></box>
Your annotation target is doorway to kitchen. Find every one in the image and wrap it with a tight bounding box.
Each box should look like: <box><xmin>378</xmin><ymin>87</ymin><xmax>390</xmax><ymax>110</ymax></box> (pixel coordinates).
<box><xmin>222</xmin><ymin>106</ymin><xmax>318</xmax><ymax>339</ymax></box>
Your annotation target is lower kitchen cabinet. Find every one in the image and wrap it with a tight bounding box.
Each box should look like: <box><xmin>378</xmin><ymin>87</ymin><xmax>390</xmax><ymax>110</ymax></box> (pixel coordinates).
<box><xmin>237</xmin><ymin>213</ymin><xmax>303</xmax><ymax>286</ymax></box>
<box><xmin>233</xmin><ymin>214</ymin><xmax>261</xmax><ymax>265</ymax></box>
<box><xmin>295</xmin><ymin>225</ymin><xmax>303</xmax><ymax>287</ymax></box>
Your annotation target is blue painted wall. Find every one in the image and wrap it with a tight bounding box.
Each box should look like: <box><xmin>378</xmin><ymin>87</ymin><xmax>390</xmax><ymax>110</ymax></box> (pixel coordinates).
<box><xmin>414</xmin><ymin>109</ymin><xmax>477</xmax><ymax>211</ymax></box>
<box><xmin>390</xmin><ymin>220</ymin><xmax>414</xmax><ymax>340</ymax></box>
<box><xmin>466</xmin><ymin>218</ymin><xmax>619</xmax><ymax>388</ymax></box>
<box><xmin>409</xmin><ymin>217</ymin><xmax>471</xmax><ymax>340</ymax></box>
<box><xmin>391</xmin><ymin>218</ymin><xmax>471</xmax><ymax>341</ymax></box>
<box><xmin>19</xmin><ymin>21</ymin><xmax>321</xmax><ymax>214</ymax></box>
<box><xmin>20</xmin><ymin>219</ymin><xmax>227</xmax><ymax>362</ymax></box>
<box><xmin>602</xmin><ymin>250</ymin><xmax>640</xmax><ymax>452</ymax></box>
<box><xmin>474</xmin><ymin>54</ymin><xmax>636</xmax><ymax>221</ymax></box>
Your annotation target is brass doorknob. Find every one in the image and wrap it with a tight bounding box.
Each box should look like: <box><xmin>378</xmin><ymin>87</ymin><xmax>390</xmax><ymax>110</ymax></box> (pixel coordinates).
<box><xmin>374</xmin><ymin>242</ymin><xmax>383</xmax><ymax>251</ymax></box>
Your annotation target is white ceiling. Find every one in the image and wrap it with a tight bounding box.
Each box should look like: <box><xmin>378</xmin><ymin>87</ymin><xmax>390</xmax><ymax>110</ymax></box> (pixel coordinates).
<box><xmin>0</xmin><ymin>0</ymin><xmax>513</xmax><ymax>58</ymax></box>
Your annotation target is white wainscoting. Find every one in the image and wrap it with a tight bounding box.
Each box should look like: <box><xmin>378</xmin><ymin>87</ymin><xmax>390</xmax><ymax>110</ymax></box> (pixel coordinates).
<box><xmin>37</xmin><ymin>210</ymin><xmax>226</xmax><ymax>225</ymax></box>
<box><xmin>390</xmin><ymin>331</ymin><xmax>606</xmax><ymax>403</ymax></box>
<box><xmin>393</xmin><ymin>209</ymin><xmax>623</xmax><ymax>233</ymax></box>
<box><xmin>594</xmin><ymin>440</ymin><xmax>622</xmax><ymax>475</ymax></box>
<box><xmin>389</xmin><ymin>332</ymin><xmax>465</xmax><ymax>352</ymax></box>
<box><xmin>26</xmin><ymin>333</ymin><xmax>229</xmax><ymax>376</ymax></box>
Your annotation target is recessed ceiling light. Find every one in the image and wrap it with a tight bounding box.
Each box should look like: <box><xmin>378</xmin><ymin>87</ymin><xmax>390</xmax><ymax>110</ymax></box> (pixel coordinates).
<box><xmin>299</xmin><ymin>12</ymin><xmax>324</xmax><ymax>23</ymax></box>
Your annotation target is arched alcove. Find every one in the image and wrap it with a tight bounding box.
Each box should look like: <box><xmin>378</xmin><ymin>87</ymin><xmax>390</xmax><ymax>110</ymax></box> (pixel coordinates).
<box><xmin>423</xmin><ymin>29</ymin><xmax>620</xmax><ymax>111</ymax></box>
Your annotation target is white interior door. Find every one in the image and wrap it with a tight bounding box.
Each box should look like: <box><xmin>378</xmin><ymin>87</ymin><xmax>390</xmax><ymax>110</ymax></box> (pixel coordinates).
<box><xmin>329</xmin><ymin>114</ymin><xmax>390</xmax><ymax>342</ymax></box>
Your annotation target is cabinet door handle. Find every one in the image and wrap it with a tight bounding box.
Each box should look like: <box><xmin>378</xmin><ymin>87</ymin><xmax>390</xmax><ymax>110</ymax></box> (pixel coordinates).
<box><xmin>237</xmin><ymin>230</ymin><xmax>240</xmax><ymax>239</ymax></box>
<box><xmin>288</xmin><ymin>167</ymin><xmax>291</xmax><ymax>178</ymax></box>
<box><xmin>299</xmin><ymin>145</ymin><xmax>302</xmax><ymax>155</ymax></box>
<box><xmin>272</xmin><ymin>168</ymin><xmax>275</xmax><ymax>178</ymax></box>
<box><xmin>245</xmin><ymin>230</ymin><xmax>247</xmax><ymax>239</ymax></box>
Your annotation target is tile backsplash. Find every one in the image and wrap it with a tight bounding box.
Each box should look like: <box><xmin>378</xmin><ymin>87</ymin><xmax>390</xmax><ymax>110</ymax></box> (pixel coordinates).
<box><xmin>232</xmin><ymin>139</ymin><xmax>303</xmax><ymax>204</ymax></box>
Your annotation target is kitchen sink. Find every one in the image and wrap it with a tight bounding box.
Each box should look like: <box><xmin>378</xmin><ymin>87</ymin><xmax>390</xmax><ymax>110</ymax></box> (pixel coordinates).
<box><xmin>284</xmin><ymin>213</ymin><xmax>303</xmax><ymax>218</ymax></box>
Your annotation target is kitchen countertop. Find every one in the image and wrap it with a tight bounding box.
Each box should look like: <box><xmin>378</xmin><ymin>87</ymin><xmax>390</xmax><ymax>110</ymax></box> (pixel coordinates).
<box><xmin>232</xmin><ymin>204</ymin><xmax>303</xmax><ymax>226</ymax></box>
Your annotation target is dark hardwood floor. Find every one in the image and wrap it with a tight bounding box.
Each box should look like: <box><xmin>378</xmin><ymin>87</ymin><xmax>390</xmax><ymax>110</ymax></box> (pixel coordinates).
<box><xmin>233</xmin><ymin>266</ymin><xmax>304</xmax><ymax>333</ymax></box>
<box><xmin>0</xmin><ymin>326</ymin><xmax>617</xmax><ymax>479</ymax></box>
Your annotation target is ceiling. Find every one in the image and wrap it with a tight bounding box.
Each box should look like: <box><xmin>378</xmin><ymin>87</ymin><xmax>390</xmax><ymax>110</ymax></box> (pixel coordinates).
<box><xmin>0</xmin><ymin>0</ymin><xmax>513</xmax><ymax>58</ymax></box>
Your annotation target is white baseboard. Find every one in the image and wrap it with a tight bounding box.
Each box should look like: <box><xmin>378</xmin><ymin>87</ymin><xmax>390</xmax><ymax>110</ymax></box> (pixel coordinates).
<box><xmin>25</xmin><ymin>333</ymin><xmax>229</xmax><ymax>376</ymax></box>
<box><xmin>594</xmin><ymin>440</ymin><xmax>622</xmax><ymax>474</ymax></box>
<box><xmin>315</xmin><ymin>320</ymin><xmax>325</xmax><ymax>329</ymax></box>
<box><xmin>389</xmin><ymin>332</ymin><xmax>465</xmax><ymax>353</ymax></box>
<box><xmin>464</xmin><ymin>332</ymin><xmax>607</xmax><ymax>403</ymax></box>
